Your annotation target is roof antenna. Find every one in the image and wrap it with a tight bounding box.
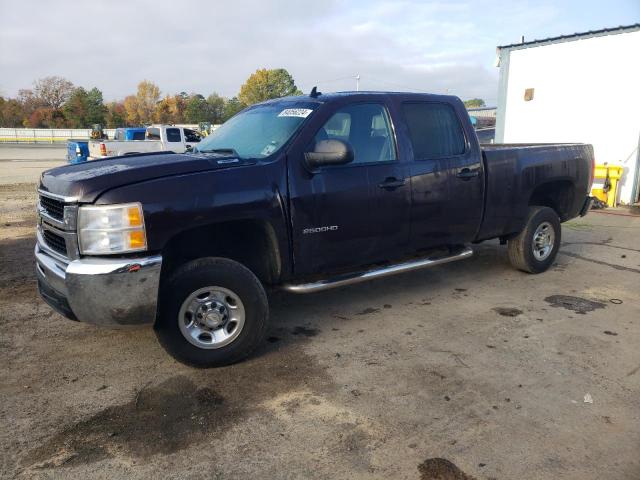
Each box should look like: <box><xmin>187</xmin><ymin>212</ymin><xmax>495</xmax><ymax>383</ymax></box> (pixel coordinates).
<box><xmin>310</xmin><ymin>86</ymin><xmax>321</xmax><ymax>98</ymax></box>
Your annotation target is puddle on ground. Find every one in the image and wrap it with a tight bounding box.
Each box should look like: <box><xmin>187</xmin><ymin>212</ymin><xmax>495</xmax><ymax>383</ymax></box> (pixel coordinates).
<box><xmin>418</xmin><ymin>458</ymin><xmax>477</xmax><ymax>480</ymax></box>
<box><xmin>544</xmin><ymin>295</ymin><xmax>606</xmax><ymax>315</ymax></box>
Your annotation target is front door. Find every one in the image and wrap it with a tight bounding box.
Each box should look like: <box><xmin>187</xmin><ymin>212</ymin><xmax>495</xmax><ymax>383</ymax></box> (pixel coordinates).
<box><xmin>289</xmin><ymin>102</ymin><xmax>410</xmax><ymax>276</ymax></box>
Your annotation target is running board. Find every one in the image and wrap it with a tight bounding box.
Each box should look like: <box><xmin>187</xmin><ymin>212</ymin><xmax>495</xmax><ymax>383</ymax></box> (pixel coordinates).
<box><xmin>282</xmin><ymin>246</ymin><xmax>473</xmax><ymax>294</ymax></box>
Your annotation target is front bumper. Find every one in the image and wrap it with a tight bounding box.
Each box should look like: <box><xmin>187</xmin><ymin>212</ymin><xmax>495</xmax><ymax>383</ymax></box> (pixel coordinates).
<box><xmin>35</xmin><ymin>242</ymin><xmax>162</xmax><ymax>327</ymax></box>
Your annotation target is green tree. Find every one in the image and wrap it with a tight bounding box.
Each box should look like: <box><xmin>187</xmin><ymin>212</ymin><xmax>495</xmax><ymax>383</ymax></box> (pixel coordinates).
<box><xmin>86</xmin><ymin>87</ymin><xmax>107</xmax><ymax>125</ymax></box>
<box><xmin>63</xmin><ymin>87</ymin><xmax>90</xmax><ymax>127</ymax></box>
<box><xmin>222</xmin><ymin>97</ymin><xmax>244</xmax><ymax>122</ymax></box>
<box><xmin>184</xmin><ymin>94</ymin><xmax>208</xmax><ymax>123</ymax></box>
<box><xmin>238</xmin><ymin>68</ymin><xmax>302</xmax><ymax>107</ymax></box>
<box><xmin>206</xmin><ymin>93</ymin><xmax>225</xmax><ymax>123</ymax></box>
<box><xmin>463</xmin><ymin>98</ymin><xmax>485</xmax><ymax>108</ymax></box>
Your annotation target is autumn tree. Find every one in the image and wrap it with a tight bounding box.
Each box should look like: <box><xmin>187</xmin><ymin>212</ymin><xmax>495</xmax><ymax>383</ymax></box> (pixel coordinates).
<box><xmin>105</xmin><ymin>102</ymin><xmax>127</xmax><ymax>128</ymax></box>
<box><xmin>238</xmin><ymin>68</ymin><xmax>302</xmax><ymax>107</ymax></box>
<box><xmin>123</xmin><ymin>95</ymin><xmax>140</xmax><ymax>125</ymax></box>
<box><xmin>33</xmin><ymin>76</ymin><xmax>75</xmax><ymax>110</ymax></box>
<box><xmin>153</xmin><ymin>94</ymin><xmax>187</xmax><ymax>124</ymax></box>
<box><xmin>463</xmin><ymin>98</ymin><xmax>485</xmax><ymax>108</ymax></box>
<box><xmin>0</xmin><ymin>98</ymin><xmax>26</xmax><ymax>127</ymax></box>
<box><xmin>135</xmin><ymin>80</ymin><xmax>161</xmax><ymax>123</ymax></box>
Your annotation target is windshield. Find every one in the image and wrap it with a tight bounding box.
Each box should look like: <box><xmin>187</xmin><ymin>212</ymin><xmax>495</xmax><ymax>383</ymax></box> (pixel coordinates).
<box><xmin>195</xmin><ymin>102</ymin><xmax>317</xmax><ymax>159</ymax></box>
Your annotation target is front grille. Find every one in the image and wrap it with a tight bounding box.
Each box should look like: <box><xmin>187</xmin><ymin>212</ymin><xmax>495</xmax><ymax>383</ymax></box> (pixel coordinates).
<box><xmin>40</xmin><ymin>195</ymin><xmax>65</xmax><ymax>221</ymax></box>
<box><xmin>43</xmin><ymin>229</ymin><xmax>67</xmax><ymax>255</ymax></box>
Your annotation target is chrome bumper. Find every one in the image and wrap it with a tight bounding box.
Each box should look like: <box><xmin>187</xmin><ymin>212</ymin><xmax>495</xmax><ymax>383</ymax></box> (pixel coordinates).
<box><xmin>35</xmin><ymin>242</ymin><xmax>162</xmax><ymax>327</ymax></box>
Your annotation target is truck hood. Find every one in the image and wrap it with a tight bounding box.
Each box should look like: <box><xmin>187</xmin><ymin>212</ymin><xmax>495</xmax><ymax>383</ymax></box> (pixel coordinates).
<box><xmin>39</xmin><ymin>152</ymin><xmax>255</xmax><ymax>203</ymax></box>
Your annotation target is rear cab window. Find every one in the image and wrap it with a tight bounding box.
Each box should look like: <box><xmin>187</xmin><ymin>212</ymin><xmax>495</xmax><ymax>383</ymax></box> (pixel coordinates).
<box><xmin>402</xmin><ymin>103</ymin><xmax>466</xmax><ymax>159</ymax></box>
<box><xmin>146</xmin><ymin>127</ymin><xmax>161</xmax><ymax>140</ymax></box>
<box><xmin>166</xmin><ymin>128</ymin><xmax>182</xmax><ymax>143</ymax></box>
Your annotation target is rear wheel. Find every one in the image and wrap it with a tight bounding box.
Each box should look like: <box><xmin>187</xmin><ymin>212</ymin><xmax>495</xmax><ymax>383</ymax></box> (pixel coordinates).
<box><xmin>507</xmin><ymin>206</ymin><xmax>561</xmax><ymax>273</ymax></box>
<box><xmin>155</xmin><ymin>257</ymin><xmax>268</xmax><ymax>367</ymax></box>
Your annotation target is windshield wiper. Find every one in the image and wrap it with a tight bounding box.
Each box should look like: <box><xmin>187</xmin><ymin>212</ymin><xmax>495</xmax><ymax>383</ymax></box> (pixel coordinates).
<box><xmin>195</xmin><ymin>147</ymin><xmax>240</xmax><ymax>157</ymax></box>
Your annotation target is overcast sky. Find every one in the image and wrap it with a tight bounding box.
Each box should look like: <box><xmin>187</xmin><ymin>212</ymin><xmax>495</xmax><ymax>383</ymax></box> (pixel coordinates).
<box><xmin>1</xmin><ymin>0</ymin><xmax>638</xmax><ymax>105</ymax></box>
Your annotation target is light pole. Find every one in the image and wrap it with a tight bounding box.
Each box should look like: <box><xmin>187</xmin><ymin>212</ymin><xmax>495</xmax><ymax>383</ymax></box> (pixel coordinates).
<box><xmin>356</xmin><ymin>74</ymin><xmax>360</xmax><ymax>92</ymax></box>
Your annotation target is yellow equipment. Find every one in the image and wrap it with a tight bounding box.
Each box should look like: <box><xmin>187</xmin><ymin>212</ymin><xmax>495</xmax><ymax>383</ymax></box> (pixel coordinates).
<box><xmin>591</xmin><ymin>164</ymin><xmax>623</xmax><ymax>207</ymax></box>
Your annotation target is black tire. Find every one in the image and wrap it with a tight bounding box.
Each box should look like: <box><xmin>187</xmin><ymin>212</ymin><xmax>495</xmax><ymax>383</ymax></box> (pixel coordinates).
<box><xmin>507</xmin><ymin>206</ymin><xmax>561</xmax><ymax>274</ymax></box>
<box><xmin>155</xmin><ymin>257</ymin><xmax>268</xmax><ymax>367</ymax></box>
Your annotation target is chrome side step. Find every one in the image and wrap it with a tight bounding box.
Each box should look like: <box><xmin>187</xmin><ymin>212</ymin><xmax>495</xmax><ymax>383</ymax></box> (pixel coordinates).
<box><xmin>283</xmin><ymin>246</ymin><xmax>473</xmax><ymax>294</ymax></box>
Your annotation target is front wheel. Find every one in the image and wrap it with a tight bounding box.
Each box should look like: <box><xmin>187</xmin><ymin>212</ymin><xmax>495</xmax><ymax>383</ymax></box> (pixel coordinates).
<box><xmin>155</xmin><ymin>257</ymin><xmax>268</xmax><ymax>367</ymax></box>
<box><xmin>507</xmin><ymin>206</ymin><xmax>561</xmax><ymax>273</ymax></box>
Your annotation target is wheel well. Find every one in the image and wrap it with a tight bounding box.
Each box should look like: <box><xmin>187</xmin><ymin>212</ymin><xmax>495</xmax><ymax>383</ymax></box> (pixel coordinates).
<box><xmin>161</xmin><ymin>220</ymin><xmax>282</xmax><ymax>284</ymax></box>
<box><xmin>528</xmin><ymin>180</ymin><xmax>575</xmax><ymax>221</ymax></box>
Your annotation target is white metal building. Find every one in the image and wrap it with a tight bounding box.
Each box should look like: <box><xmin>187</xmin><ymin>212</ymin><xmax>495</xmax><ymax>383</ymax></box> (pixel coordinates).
<box><xmin>495</xmin><ymin>24</ymin><xmax>640</xmax><ymax>204</ymax></box>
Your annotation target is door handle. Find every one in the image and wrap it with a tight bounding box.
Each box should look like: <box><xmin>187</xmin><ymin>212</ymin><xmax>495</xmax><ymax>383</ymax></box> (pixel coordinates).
<box><xmin>378</xmin><ymin>177</ymin><xmax>407</xmax><ymax>190</ymax></box>
<box><xmin>456</xmin><ymin>168</ymin><xmax>479</xmax><ymax>180</ymax></box>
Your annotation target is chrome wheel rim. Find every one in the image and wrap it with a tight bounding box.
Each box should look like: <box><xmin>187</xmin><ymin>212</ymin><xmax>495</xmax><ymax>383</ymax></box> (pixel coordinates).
<box><xmin>532</xmin><ymin>221</ymin><xmax>555</xmax><ymax>261</ymax></box>
<box><xmin>178</xmin><ymin>286</ymin><xmax>245</xmax><ymax>349</ymax></box>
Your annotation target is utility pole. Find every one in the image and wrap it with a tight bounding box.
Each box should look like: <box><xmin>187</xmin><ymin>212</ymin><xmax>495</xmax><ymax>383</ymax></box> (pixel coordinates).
<box><xmin>356</xmin><ymin>74</ymin><xmax>360</xmax><ymax>92</ymax></box>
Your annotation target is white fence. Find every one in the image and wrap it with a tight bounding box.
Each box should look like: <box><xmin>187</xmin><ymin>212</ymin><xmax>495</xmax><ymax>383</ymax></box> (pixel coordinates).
<box><xmin>0</xmin><ymin>125</ymin><xmax>201</xmax><ymax>144</ymax></box>
<box><xmin>0</xmin><ymin>128</ymin><xmax>116</xmax><ymax>144</ymax></box>
<box><xmin>466</xmin><ymin>107</ymin><xmax>497</xmax><ymax>119</ymax></box>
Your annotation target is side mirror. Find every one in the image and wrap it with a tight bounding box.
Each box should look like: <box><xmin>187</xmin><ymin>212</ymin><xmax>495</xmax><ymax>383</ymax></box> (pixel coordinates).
<box><xmin>304</xmin><ymin>139</ymin><xmax>354</xmax><ymax>170</ymax></box>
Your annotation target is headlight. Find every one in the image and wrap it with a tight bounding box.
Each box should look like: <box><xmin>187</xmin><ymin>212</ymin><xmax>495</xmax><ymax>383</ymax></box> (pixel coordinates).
<box><xmin>78</xmin><ymin>203</ymin><xmax>147</xmax><ymax>255</ymax></box>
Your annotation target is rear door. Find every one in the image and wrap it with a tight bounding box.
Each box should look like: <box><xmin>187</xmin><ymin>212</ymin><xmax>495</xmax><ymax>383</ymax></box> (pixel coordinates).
<box><xmin>402</xmin><ymin>101</ymin><xmax>483</xmax><ymax>248</ymax></box>
<box><xmin>165</xmin><ymin>127</ymin><xmax>185</xmax><ymax>152</ymax></box>
<box><xmin>289</xmin><ymin>101</ymin><xmax>410</xmax><ymax>276</ymax></box>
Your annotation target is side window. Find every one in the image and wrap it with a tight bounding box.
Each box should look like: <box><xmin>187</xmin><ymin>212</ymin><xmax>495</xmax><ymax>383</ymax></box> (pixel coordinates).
<box><xmin>131</xmin><ymin>131</ymin><xmax>145</xmax><ymax>140</ymax></box>
<box><xmin>312</xmin><ymin>103</ymin><xmax>396</xmax><ymax>164</ymax></box>
<box><xmin>184</xmin><ymin>129</ymin><xmax>201</xmax><ymax>143</ymax></box>
<box><xmin>166</xmin><ymin>128</ymin><xmax>182</xmax><ymax>142</ymax></box>
<box><xmin>146</xmin><ymin>127</ymin><xmax>161</xmax><ymax>140</ymax></box>
<box><xmin>402</xmin><ymin>103</ymin><xmax>466</xmax><ymax>159</ymax></box>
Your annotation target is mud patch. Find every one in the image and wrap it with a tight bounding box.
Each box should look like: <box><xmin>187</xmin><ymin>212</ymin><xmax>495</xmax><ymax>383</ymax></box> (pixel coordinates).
<box><xmin>356</xmin><ymin>307</ymin><xmax>379</xmax><ymax>315</ymax></box>
<box><xmin>493</xmin><ymin>307</ymin><xmax>523</xmax><ymax>317</ymax></box>
<box><xmin>24</xmin><ymin>341</ymin><xmax>332</xmax><ymax>470</ymax></box>
<box><xmin>27</xmin><ymin>376</ymin><xmax>231</xmax><ymax>466</ymax></box>
<box><xmin>418</xmin><ymin>458</ymin><xmax>477</xmax><ymax>480</ymax></box>
<box><xmin>544</xmin><ymin>295</ymin><xmax>606</xmax><ymax>315</ymax></box>
<box><xmin>291</xmin><ymin>326</ymin><xmax>319</xmax><ymax>337</ymax></box>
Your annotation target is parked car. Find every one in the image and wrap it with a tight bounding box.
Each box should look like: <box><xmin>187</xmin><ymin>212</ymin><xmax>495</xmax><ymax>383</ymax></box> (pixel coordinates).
<box><xmin>67</xmin><ymin>128</ymin><xmax>149</xmax><ymax>164</ymax></box>
<box><xmin>36</xmin><ymin>91</ymin><xmax>594</xmax><ymax>367</ymax></box>
<box><xmin>87</xmin><ymin>125</ymin><xmax>201</xmax><ymax>159</ymax></box>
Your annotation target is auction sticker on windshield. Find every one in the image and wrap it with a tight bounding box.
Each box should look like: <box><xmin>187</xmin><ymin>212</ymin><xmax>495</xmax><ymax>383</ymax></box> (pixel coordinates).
<box><xmin>278</xmin><ymin>108</ymin><xmax>313</xmax><ymax>118</ymax></box>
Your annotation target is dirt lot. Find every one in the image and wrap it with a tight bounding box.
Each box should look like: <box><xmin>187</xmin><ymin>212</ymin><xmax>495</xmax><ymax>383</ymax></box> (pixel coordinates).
<box><xmin>1</xmin><ymin>156</ymin><xmax>639</xmax><ymax>479</ymax></box>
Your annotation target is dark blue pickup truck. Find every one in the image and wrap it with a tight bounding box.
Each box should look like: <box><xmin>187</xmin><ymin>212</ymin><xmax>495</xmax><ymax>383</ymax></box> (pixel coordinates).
<box><xmin>35</xmin><ymin>91</ymin><xmax>594</xmax><ymax>366</ymax></box>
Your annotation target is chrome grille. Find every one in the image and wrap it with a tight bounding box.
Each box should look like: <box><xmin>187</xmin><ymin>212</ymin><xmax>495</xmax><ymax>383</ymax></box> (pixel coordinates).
<box><xmin>40</xmin><ymin>195</ymin><xmax>65</xmax><ymax>221</ymax></box>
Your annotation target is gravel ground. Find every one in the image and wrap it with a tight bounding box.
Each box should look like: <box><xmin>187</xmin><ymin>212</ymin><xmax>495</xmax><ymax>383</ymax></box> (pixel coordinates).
<box><xmin>0</xmin><ymin>155</ymin><xmax>639</xmax><ymax>480</ymax></box>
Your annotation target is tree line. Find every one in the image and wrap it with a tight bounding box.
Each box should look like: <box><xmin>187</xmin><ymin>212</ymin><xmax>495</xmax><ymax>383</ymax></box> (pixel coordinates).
<box><xmin>0</xmin><ymin>68</ymin><xmax>302</xmax><ymax>129</ymax></box>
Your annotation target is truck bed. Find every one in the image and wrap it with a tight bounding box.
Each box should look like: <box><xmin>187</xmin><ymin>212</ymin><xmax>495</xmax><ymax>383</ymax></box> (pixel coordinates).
<box><xmin>475</xmin><ymin>143</ymin><xmax>594</xmax><ymax>242</ymax></box>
